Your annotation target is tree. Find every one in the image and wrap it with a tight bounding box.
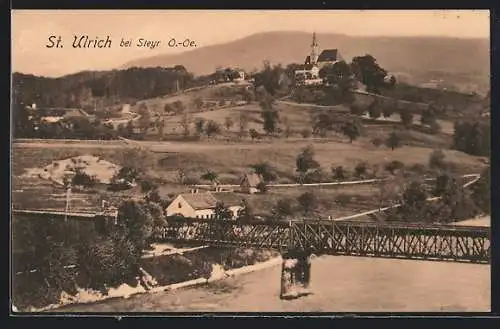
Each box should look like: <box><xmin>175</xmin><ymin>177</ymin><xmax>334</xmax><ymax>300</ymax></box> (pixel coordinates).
<box><xmin>281</xmin><ymin>116</ymin><xmax>292</xmax><ymax>138</ymax></box>
<box><xmin>378</xmin><ymin>173</ymin><xmax>405</xmax><ymax>209</ymax></box>
<box><xmin>349</xmin><ymin>104</ymin><xmax>366</xmax><ymax>116</ymax></box>
<box><xmin>201</xmin><ymin>171</ymin><xmax>218</xmax><ymax>184</ymax></box>
<box><xmin>205</xmin><ymin>120</ymin><xmax>221</xmax><ymax>138</ymax></box>
<box><xmin>351</xmin><ymin>54</ymin><xmax>389</xmax><ymax>93</ymax></box>
<box><xmin>237</xmin><ymin>199</ymin><xmax>253</xmax><ymax>222</ymax></box>
<box><xmin>431</xmin><ymin>174</ymin><xmax>478</xmax><ymax>223</ymax></box>
<box><xmin>173</xmin><ymin>100</ymin><xmax>184</xmax><ymax>114</ymax></box>
<box><xmin>260</xmin><ymin>102</ymin><xmax>279</xmax><ymax>135</ymax></box>
<box><xmin>332</xmin><ymin>165</ymin><xmax>346</xmax><ymax>180</ymax></box>
<box><xmin>429</xmin><ymin>121</ymin><xmax>442</xmax><ymax>135</ymax></box>
<box><xmin>238</xmin><ymin>112</ymin><xmax>249</xmax><ymax>138</ymax></box>
<box><xmin>192</xmin><ymin>97</ymin><xmax>204</xmax><ymax>109</ymax></box>
<box><xmin>298</xmin><ymin>191</ymin><xmax>318</xmax><ymax>215</ymax></box>
<box><xmin>421</xmin><ymin>108</ymin><xmax>437</xmax><ymax>126</ymax></box>
<box><xmin>140</xmin><ymin>178</ymin><xmax>158</xmax><ymax>193</ymax></box>
<box><xmin>382</xmin><ymin>105</ymin><xmax>395</xmax><ymax>118</ymax></box>
<box><xmin>224</xmin><ymin>116</ymin><xmax>234</xmax><ymax>130</ymax></box>
<box><xmin>179</xmin><ymin>113</ymin><xmax>191</xmax><ymax>137</ymax></box>
<box><xmin>452</xmin><ymin>121</ymin><xmax>490</xmax><ymax>157</ymax></box>
<box><xmin>214</xmin><ymin>201</ymin><xmax>233</xmax><ymax>220</ymax></box>
<box><xmin>433</xmin><ymin>171</ymin><xmax>453</xmax><ymax>197</ymax></box>
<box><xmin>194</xmin><ymin>117</ymin><xmax>206</xmax><ymax>136</ymax></box>
<box><xmin>399</xmin><ymin>110</ymin><xmax>413</xmax><ymax>129</ymax></box>
<box><xmin>177</xmin><ymin>169</ymin><xmax>186</xmax><ymax>184</ymax></box>
<box><xmin>273</xmin><ymin>198</ymin><xmax>294</xmax><ymax>218</ymax></box>
<box><xmin>111</xmin><ymin>167</ymin><xmax>139</xmax><ymax>187</ymax></box>
<box><xmin>318</xmin><ymin>61</ymin><xmax>355</xmax><ymax>101</ymax></box>
<box><xmin>354</xmin><ymin>162</ymin><xmax>368</xmax><ymax>179</ymax></box>
<box><xmin>368</xmin><ymin>100</ymin><xmax>382</xmax><ymax>119</ymax></box>
<box><xmin>340</xmin><ymin>118</ymin><xmax>363</xmax><ymax>142</ymax></box>
<box><xmin>296</xmin><ymin>146</ymin><xmax>320</xmax><ymax>180</ymax></box>
<box><xmin>385</xmin><ymin>130</ymin><xmax>402</xmax><ymax>150</ymax></box>
<box><xmin>117</xmin><ymin>199</ymin><xmax>155</xmax><ymax>253</ymax></box>
<box><xmin>155</xmin><ymin>117</ymin><xmax>165</xmax><ymax>139</ymax></box>
<box><xmin>398</xmin><ymin>180</ymin><xmax>430</xmax><ymax>222</ymax></box>
<box><xmin>385</xmin><ymin>160</ymin><xmax>404</xmax><ymax>175</ymax></box>
<box><xmin>126</xmin><ymin>120</ymin><xmax>135</xmax><ymax>137</ymax></box>
<box><xmin>471</xmin><ymin>167</ymin><xmax>490</xmax><ymax>214</ymax></box>
<box><xmin>256</xmin><ymin>181</ymin><xmax>268</xmax><ymax>193</ymax></box>
<box><xmin>71</xmin><ymin>170</ymin><xmax>98</xmax><ymax>188</ymax></box>
<box><xmin>250</xmin><ymin>163</ymin><xmax>278</xmax><ymax>182</ymax></box>
<box><xmin>429</xmin><ymin>149</ymin><xmax>447</xmax><ymax>170</ymax></box>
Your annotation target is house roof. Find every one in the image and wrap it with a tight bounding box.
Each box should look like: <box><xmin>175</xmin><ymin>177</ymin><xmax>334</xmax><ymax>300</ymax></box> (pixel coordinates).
<box><xmin>317</xmin><ymin>49</ymin><xmax>342</xmax><ymax>63</ymax></box>
<box><xmin>240</xmin><ymin>173</ymin><xmax>263</xmax><ymax>187</ymax></box>
<box><xmin>180</xmin><ymin>192</ymin><xmax>242</xmax><ymax>210</ymax></box>
<box><xmin>212</xmin><ymin>192</ymin><xmax>244</xmax><ymax>207</ymax></box>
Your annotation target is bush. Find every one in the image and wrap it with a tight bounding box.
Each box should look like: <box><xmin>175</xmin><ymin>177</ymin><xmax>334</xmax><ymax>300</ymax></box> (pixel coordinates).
<box><xmin>249</xmin><ymin>128</ymin><xmax>260</xmax><ymax>140</ymax></box>
<box><xmin>385</xmin><ymin>160</ymin><xmax>405</xmax><ymax>175</ymax></box>
<box><xmin>332</xmin><ymin>165</ymin><xmax>347</xmax><ymax>180</ymax></box>
<box><xmin>354</xmin><ymin>162</ymin><xmax>368</xmax><ymax>179</ymax></box>
<box><xmin>303</xmin><ymin>168</ymin><xmax>325</xmax><ymax>183</ymax></box>
<box><xmin>250</xmin><ymin>163</ymin><xmax>278</xmax><ymax>182</ymax></box>
<box><xmin>71</xmin><ymin>170</ymin><xmax>98</xmax><ymax>188</ymax></box>
<box><xmin>429</xmin><ymin>149</ymin><xmax>447</xmax><ymax>170</ymax></box>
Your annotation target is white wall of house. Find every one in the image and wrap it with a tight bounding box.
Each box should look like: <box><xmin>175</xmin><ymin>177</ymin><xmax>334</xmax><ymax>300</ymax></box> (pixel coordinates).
<box><xmin>165</xmin><ymin>195</ymin><xmax>243</xmax><ymax>219</ymax></box>
<box><xmin>165</xmin><ymin>195</ymin><xmax>197</xmax><ymax>217</ymax></box>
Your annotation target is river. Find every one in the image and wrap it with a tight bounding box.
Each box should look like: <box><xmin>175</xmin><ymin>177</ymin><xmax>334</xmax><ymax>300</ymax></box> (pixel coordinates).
<box><xmin>53</xmin><ymin>255</ymin><xmax>490</xmax><ymax>313</ymax></box>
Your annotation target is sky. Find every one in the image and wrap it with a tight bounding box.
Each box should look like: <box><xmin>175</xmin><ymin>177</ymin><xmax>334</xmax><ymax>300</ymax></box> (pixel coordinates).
<box><xmin>12</xmin><ymin>10</ymin><xmax>490</xmax><ymax>77</ymax></box>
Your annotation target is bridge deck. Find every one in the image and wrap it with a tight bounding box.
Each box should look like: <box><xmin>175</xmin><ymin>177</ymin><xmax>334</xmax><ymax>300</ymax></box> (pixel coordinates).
<box><xmin>12</xmin><ymin>210</ymin><xmax>490</xmax><ymax>264</ymax></box>
<box><xmin>157</xmin><ymin>219</ymin><xmax>490</xmax><ymax>264</ymax></box>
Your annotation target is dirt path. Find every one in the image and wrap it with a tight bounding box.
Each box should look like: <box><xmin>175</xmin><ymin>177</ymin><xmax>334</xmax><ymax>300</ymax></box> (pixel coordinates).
<box><xmin>53</xmin><ymin>255</ymin><xmax>490</xmax><ymax>312</ymax></box>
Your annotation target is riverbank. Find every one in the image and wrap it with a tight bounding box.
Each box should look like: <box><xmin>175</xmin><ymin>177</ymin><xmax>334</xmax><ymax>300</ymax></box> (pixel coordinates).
<box><xmin>13</xmin><ymin>246</ymin><xmax>280</xmax><ymax>312</ymax></box>
<box><xmin>52</xmin><ymin>255</ymin><xmax>490</xmax><ymax>312</ymax></box>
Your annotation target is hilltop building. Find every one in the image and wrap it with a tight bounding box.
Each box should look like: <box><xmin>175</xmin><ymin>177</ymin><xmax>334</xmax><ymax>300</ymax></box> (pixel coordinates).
<box><xmin>294</xmin><ymin>32</ymin><xmax>344</xmax><ymax>86</ymax></box>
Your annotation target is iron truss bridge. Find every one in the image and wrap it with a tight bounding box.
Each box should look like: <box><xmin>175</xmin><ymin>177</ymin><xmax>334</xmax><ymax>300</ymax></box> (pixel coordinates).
<box><xmin>156</xmin><ymin>219</ymin><xmax>490</xmax><ymax>264</ymax></box>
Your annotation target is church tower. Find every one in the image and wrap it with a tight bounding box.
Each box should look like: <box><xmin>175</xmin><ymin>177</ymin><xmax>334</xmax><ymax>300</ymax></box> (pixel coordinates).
<box><xmin>310</xmin><ymin>32</ymin><xmax>319</xmax><ymax>65</ymax></box>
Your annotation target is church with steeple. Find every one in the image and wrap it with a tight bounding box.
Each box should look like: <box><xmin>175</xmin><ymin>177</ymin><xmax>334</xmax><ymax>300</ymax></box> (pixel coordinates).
<box><xmin>294</xmin><ymin>32</ymin><xmax>344</xmax><ymax>86</ymax></box>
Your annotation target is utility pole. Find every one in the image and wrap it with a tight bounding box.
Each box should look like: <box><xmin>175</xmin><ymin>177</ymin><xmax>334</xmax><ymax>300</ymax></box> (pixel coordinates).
<box><xmin>65</xmin><ymin>185</ymin><xmax>72</xmax><ymax>222</ymax></box>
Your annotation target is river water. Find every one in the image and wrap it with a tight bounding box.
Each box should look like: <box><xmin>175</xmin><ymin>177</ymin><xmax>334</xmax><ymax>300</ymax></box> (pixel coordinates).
<box><xmin>54</xmin><ymin>255</ymin><xmax>490</xmax><ymax>312</ymax></box>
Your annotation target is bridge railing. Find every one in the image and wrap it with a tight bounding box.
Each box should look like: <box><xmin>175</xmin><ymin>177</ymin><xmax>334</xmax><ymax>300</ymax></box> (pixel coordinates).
<box><xmin>155</xmin><ymin>218</ymin><xmax>490</xmax><ymax>264</ymax></box>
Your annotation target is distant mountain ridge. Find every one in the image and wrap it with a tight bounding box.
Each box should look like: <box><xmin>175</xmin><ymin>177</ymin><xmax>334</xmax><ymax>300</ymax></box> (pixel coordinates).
<box><xmin>122</xmin><ymin>31</ymin><xmax>489</xmax><ymax>90</ymax></box>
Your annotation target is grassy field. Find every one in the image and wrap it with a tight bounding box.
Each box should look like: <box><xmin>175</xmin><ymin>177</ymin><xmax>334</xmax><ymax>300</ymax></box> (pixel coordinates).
<box><xmin>12</xmin><ymin>138</ymin><xmax>486</xmax><ymax>218</ymax></box>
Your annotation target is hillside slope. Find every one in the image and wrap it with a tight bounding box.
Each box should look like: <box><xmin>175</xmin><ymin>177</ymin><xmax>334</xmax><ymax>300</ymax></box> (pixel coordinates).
<box><xmin>122</xmin><ymin>31</ymin><xmax>489</xmax><ymax>92</ymax></box>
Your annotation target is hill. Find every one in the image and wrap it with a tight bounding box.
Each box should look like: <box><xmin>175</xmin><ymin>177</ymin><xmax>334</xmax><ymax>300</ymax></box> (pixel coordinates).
<box><xmin>122</xmin><ymin>31</ymin><xmax>490</xmax><ymax>94</ymax></box>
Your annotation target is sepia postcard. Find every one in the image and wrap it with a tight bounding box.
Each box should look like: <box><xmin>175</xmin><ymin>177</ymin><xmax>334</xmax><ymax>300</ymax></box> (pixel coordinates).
<box><xmin>11</xmin><ymin>9</ymin><xmax>491</xmax><ymax>314</ymax></box>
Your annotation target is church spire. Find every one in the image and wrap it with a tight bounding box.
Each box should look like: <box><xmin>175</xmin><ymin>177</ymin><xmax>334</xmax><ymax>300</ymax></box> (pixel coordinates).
<box><xmin>310</xmin><ymin>32</ymin><xmax>319</xmax><ymax>65</ymax></box>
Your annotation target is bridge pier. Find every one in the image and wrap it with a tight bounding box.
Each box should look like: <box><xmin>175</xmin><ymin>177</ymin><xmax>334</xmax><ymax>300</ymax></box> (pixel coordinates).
<box><xmin>279</xmin><ymin>249</ymin><xmax>312</xmax><ymax>300</ymax></box>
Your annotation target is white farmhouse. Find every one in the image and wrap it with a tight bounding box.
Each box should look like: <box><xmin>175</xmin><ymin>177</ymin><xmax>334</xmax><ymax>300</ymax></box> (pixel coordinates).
<box><xmin>165</xmin><ymin>190</ymin><xmax>244</xmax><ymax>219</ymax></box>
